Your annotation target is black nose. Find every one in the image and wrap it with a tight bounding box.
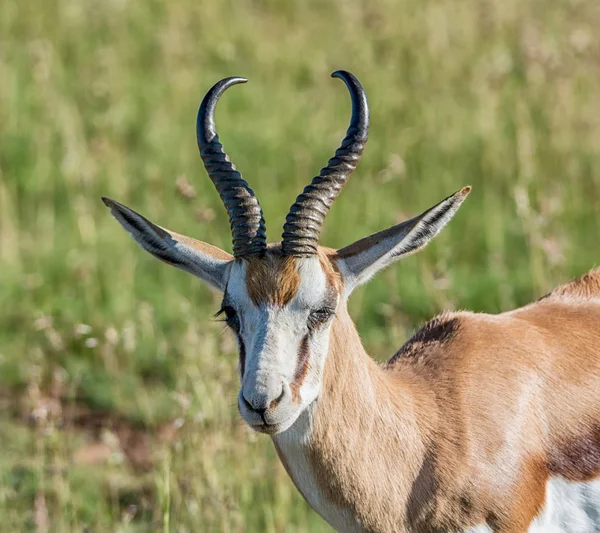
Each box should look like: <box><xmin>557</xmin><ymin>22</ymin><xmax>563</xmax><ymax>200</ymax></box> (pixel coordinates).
<box><xmin>242</xmin><ymin>394</ymin><xmax>269</xmax><ymax>415</ymax></box>
<box><xmin>242</xmin><ymin>394</ymin><xmax>266</xmax><ymax>415</ymax></box>
<box><xmin>242</xmin><ymin>385</ymin><xmax>285</xmax><ymax>414</ymax></box>
<box><xmin>241</xmin><ymin>394</ymin><xmax>269</xmax><ymax>424</ymax></box>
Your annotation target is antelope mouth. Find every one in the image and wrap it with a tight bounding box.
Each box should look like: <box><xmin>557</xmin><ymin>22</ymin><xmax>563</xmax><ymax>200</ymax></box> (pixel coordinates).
<box><xmin>238</xmin><ymin>395</ymin><xmax>302</xmax><ymax>436</ymax></box>
<box><xmin>248</xmin><ymin>421</ymin><xmax>283</xmax><ymax>435</ymax></box>
<box><xmin>241</xmin><ymin>411</ymin><xmax>302</xmax><ymax>435</ymax></box>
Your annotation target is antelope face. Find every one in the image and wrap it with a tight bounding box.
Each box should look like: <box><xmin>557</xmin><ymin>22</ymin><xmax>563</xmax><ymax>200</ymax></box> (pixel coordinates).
<box><xmin>103</xmin><ymin>71</ymin><xmax>470</xmax><ymax>436</ymax></box>
<box><xmin>223</xmin><ymin>251</ymin><xmax>341</xmax><ymax>433</ymax></box>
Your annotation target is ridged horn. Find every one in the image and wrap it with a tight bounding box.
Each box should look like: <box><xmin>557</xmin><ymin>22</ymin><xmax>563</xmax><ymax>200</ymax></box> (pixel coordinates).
<box><xmin>197</xmin><ymin>77</ymin><xmax>267</xmax><ymax>257</ymax></box>
<box><xmin>281</xmin><ymin>71</ymin><xmax>369</xmax><ymax>256</ymax></box>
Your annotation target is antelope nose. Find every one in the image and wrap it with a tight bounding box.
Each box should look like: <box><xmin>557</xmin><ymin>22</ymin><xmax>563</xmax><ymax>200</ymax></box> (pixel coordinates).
<box><xmin>242</xmin><ymin>384</ymin><xmax>285</xmax><ymax>413</ymax></box>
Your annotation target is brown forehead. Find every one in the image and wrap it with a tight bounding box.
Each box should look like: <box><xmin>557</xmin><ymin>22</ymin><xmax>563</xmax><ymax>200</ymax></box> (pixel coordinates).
<box><xmin>243</xmin><ymin>246</ymin><xmax>342</xmax><ymax>306</ymax></box>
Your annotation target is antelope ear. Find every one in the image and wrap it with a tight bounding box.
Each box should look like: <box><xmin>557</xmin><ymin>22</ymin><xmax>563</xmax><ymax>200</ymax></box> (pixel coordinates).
<box><xmin>102</xmin><ymin>197</ymin><xmax>232</xmax><ymax>291</ymax></box>
<box><xmin>335</xmin><ymin>187</ymin><xmax>471</xmax><ymax>296</ymax></box>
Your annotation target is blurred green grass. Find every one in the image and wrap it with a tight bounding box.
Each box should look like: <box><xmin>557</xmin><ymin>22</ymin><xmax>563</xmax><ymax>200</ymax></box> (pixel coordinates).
<box><xmin>1</xmin><ymin>0</ymin><xmax>599</xmax><ymax>530</ymax></box>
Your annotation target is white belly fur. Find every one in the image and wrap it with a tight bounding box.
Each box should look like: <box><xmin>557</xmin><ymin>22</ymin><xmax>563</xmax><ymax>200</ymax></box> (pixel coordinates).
<box><xmin>527</xmin><ymin>477</ymin><xmax>600</xmax><ymax>533</ymax></box>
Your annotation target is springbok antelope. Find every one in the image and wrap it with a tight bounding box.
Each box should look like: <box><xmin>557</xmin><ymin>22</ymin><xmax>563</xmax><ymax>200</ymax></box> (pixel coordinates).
<box><xmin>102</xmin><ymin>71</ymin><xmax>600</xmax><ymax>532</ymax></box>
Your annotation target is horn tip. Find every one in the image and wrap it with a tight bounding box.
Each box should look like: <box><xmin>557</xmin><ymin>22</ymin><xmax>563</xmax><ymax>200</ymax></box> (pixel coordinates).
<box><xmin>331</xmin><ymin>70</ymin><xmax>348</xmax><ymax>80</ymax></box>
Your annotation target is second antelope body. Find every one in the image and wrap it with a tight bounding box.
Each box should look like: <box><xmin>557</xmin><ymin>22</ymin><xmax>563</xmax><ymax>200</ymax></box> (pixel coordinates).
<box><xmin>103</xmin><ymin>72</ymin><xmax>600</xmax><ymax>532</ymax></box>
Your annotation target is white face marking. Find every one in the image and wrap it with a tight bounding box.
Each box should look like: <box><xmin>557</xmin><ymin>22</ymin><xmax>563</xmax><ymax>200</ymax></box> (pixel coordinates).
<box><xmin>225</xmin><ymin>256</ymin><xmax>338</xmax><ymax>435</ymax></box>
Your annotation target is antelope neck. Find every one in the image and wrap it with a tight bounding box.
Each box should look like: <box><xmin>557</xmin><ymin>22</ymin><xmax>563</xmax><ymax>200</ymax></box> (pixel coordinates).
<box><xmin>274</xmin><ymin>306</ymin><xmax>434</xmax><ymax>532</ymax></box>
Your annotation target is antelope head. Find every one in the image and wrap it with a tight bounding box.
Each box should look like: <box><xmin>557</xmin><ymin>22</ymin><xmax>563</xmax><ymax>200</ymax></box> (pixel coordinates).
<box><xmin>103</xmin><ymin>71</ymin><xmax>470</xmax><ymax>435</ymax></box>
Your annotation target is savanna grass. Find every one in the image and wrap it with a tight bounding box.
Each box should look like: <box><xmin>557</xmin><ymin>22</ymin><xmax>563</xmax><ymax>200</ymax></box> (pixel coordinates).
<box><xmin>1</xmin><ymin>0</ymin><xmax>599</xmax><ymax>530</ymax></box>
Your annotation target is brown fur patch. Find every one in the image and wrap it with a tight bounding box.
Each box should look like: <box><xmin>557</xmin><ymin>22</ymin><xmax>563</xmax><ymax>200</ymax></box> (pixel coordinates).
<box><xmin>388</xmin><ymin>314</ymin><xmax>461</xmax><ymax>364</ymax></box>
<box><xmin>244</xmin><ymin>251</ymin><xmax>300</xmax><ymax>306</ymax></box>
<box><xmin>500</xmin><ymin>458</ymin><xmax>548</xmax><ymax>532</ymax></box>
<box><xmin>547</xmin><ymin>425</ymin><xmax>600</xmax><ymax>481</ymax></box>
<box><xmin>243</xmin><ymin>245</ymin><xmax>342</xmax><ymax>306</ymax></box>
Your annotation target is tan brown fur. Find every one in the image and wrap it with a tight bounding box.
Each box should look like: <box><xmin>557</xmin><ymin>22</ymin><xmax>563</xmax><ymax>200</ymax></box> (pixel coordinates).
<box><xmin>540</xmin><ymin>266</ymin><xmax>600</xmax><ymax>301</ymax></box>
<box><xmin>299</xmin><ymin>257</ymin><xmax>600</xmax><ymax>533</ymax></box>
<box><xmin>243</xmin><ymin>245</ymin><xmax>343</xmax><ymax>307</ymax></box>
<box><xmin>244</xmin><ymin>247</ymin><xmax>301</xmax><ymax>306</ymax></box>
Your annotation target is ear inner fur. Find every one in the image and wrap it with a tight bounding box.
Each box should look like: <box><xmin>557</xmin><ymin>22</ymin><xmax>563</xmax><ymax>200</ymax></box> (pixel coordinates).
<box><xmin>333</xmin><ymin>187</ymin><xmax>471</xmax><ymax>295</ymax></box>
<box><xmin>101</xmin><ymin>197</ymin><xmax>232</xmax><ymax>291</ymax></box>
<box><xmin>167</xmin><ymin>229</ymin><xmax>233</xmax><ymax>261</ymax></box>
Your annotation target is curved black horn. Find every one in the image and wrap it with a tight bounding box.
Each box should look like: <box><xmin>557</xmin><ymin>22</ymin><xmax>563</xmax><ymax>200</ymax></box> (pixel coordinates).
<box><xmin>197</xmin><ymin>77</ymin><xmax>267</xmax><ymax>257</ymax></box>
<box><xmin>281</xmin><ymin>71</ymin><xmax>369</xmax><ymax>256</ymax></box>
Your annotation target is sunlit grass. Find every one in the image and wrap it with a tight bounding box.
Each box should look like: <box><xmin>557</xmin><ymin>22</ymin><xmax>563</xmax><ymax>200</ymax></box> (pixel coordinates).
<box><xmin>1</xmin><ymin>0</ymin><xmax>599</xmax><ymax>530</ymax></box>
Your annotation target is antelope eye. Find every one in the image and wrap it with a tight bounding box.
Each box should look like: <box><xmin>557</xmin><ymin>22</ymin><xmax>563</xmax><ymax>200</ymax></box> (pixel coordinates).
<box><xmin>221</xmin><ymin>305</ymin><xmax>239</xmax><ymax>329</ymax></box>
<box><xmin>308</xmin><ymin>307</ymin><xmax>334</xmax><ymax>329</ymax></box>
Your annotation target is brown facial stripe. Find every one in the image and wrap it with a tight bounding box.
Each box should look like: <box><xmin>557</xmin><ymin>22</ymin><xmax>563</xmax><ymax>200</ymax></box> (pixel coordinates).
<box><xmin>290</xmin><ymin>334</ymin><xmax>310</xmax><ymax>404</ymax></box>
<box><xmin>547</xmin><ymin>425</ymin><xmax>600</xmax><ymax>481</ymax></box>
<box><xmin>244</xmin><ymin>253</ymin><xmax>301</xmax><ymax>306</ymax></box>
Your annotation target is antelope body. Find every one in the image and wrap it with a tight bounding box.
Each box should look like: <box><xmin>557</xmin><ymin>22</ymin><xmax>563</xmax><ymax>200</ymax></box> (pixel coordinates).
<box><xmin>103</xmin><ymin>71</ymin><xmax>600</xmax><ymax>532</ymax></box>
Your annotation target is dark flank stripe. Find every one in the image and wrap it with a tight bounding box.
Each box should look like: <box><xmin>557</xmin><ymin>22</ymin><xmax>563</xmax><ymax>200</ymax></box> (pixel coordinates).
<box><xmin>290</xmin><ymin>334</ymin><xmax>310</xmax><ymax>404</ymax></box>
<box><xmin>547</xmin><ymin>425</ymin><xmax>600</xmax><ymax>481</ymax></box>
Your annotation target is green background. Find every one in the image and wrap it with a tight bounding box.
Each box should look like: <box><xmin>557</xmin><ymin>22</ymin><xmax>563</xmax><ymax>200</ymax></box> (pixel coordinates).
<box><xmin>1</xmin><ymin>0</ymin><xmax>599</xmax><ymax>530</ymax></box>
